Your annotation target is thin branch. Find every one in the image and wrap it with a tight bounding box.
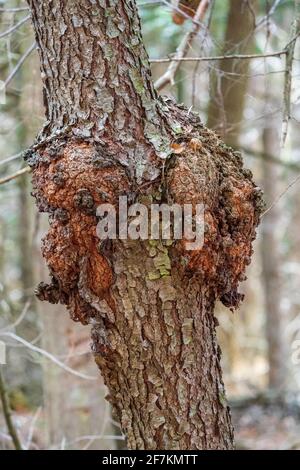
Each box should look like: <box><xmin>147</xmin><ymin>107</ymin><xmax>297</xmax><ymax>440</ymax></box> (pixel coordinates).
<box><xmin>255</xmin><ymin>0</ymin><xmax>282</xmax><ymax>28</ymax></box>
<box><xmin>281</xmin><ymin>2</ymin><xmax>300</xmax><ymax>147</ymax></box>
<box><xmin>25</xmin><ymin>406</ymin><xmax>41</xmax><ymax>450</ymax></box>
<box><xmin>154</xmin><ymin>0</ymin><xmax>210</xmax><ymax>91</ymax></box>
<box><xmin>138</xmin><ymin>0</ymin><xmax>162</xmax><ymax>6</ymax></box>
<box><xmin>192</xmin><ymin>0</ymin><xmax>215</xmax><ymax>106</ymax></box>
<box><xmin>4</xmin><ymin>42</ymin><xmax>36</xmax><ymax>87</ymax></box>
<box><xmin>1</xmin><ymin>126</ymin><xmax>70</xmax><ymax>170</ymax></box>
<box><xmin>0</xmin><ymin>166</ymin><xmax>31</xmax><ymax>186</ymax></box>
<box><xmin>161</xmin><ymin>0</ymin><xmax>207</xmax><ymax>27</ymax></box>
<box><xmin>262</xmin><ymin>171</ymin><xmax>300</xmax><ymax>217</ymax></box>
<box><xmin>242</xmin><ymin>146</ymin><xmax>300</xmax><ymax>172</ymax></box>
<box><xmin>284</xmin><ymin>31</ymin><xmax>300</xmax><ymax>51</ymax></box>
<box><xmin>0</xmin><ymin>431</ymin><xmax>13</xmax><ymax>443</ymax></box>
<box><xmin>0</xmin><ymin>151</ymin><xmax>24</xmax><ymax>167</ymax></box>
<box><xmin>0</xmin><ymin>14</ymin><xmax>30</xmax><ymax>39</ymax></box>
<box><xmin>151</xmin><ymin>50</ymin><xmax>287</xmax><ymax>64</ymax></box>
<box><xmin>0</xmin><ymin>332</ymin><xmax>98</xmax><ymax>381</ymax></box>
<box><xmin>0</xmin><ymin>7</ymin><xmax>29</xmax><ymax>13</ymax></box>
<box><xmin>0</xmin><ymin>368</ymin><xmax>23</xmax><ymax>450</ymax></box>
<box><xmin>75</xmin><ymin>434</ymin><xmax>125</xmax><ymax>445</ymax></box>
<box><xmin>2</xmin><ymin>301</ymin><xmax>31</xmax><ymax>332</ymax></box>
<box><xmin>50</xmin><ymin>433</ymin><xmax>125</xmax><ymax>450</ymax></box>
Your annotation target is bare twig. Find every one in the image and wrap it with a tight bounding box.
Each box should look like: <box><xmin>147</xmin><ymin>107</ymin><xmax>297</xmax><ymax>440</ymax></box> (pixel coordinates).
<box><xmin>4</xmin><ymin>43</ymin><xmax>36</xmax><ymax>87</ymax></box>
<box><xmin>0</xmin><ymin>368</ymin><xmax>23</xmax><ymax>450</ymax></box>
<box><xmin>2</xmin><ymin>301</ymin><xmax>31</xmax><ymax>332</ymax></box>
<box><xmin>0</xmin><ymin>166</ymin><xmax>31</xmax><ymax>186</ymax></box>
<box><xmin>0</xmin><ymin>7</ymin><xmax>29</xmax><ymax>13</ymax></box>
<box><xmin>154</xmin><ymin>0</ymin><xmax>210</xmax><ymax>91</ymax></box>
<box><xmin>0</xmin><ymin>332</ymin><xmax>98</xmax><ymax>381</ymax></box>
<box><xmin>82</xmin><ymin>401</ymin><xmax>111</xmax><ymax>450</ymax></box>
<box><xmin>242</xmin><ymin>146</ymin><xmax>300</xmax><ymax>172</ymax></box>
<box><xmin>161</xmin><ymin>0</ymin><xmax>207</xmax><ymax>27</ymax></box>
<box><xmin>25</xmin><ymin>406</ymin><xmax>41</xmax><ymax>450</ymax></box>
<box><xmin>151</xmin><ymin>50</ymin><xmax>286</xmax><ymax>64</ymax></box>
<box><xmin>0</xmin><ymin>431</ymin><xmax>13</xmax><ymax>444</ymax></box>
<box><xmin>255</xmin><ymin>0</ymin><xmax>282</xmax><ymax>29</ymax></box>
<box><xmin>262</xmin><ymin>172</ymin><xmax>300</xmax><ymax>217</ymax></box>
<box><xmin>192</xmin><ymin>0</ymin><xmax>215</xmax><ymax>106</ymax></box>
<box><xmin>138</xmin><ymin>0</ymin><xmax>162</xmax><ymax>6</ymax></box>
<box><xmin>0</xmin><ymin>151</ymin><xmax>24</xmax><ymax>167</ymax></box>
<box><xmin>281</xmin><ymin>1</ymin><xmax>300</xmax><ymax>147</ymax></box>
<box><xmin>51</xmin><ymin>433</ymin><xmax>125</xmax><ymax>450</ymax></box>
<box><xmin>0</xmin><ymin>14</ymin><xmax>30</xmax><ymax>39</ymax></box>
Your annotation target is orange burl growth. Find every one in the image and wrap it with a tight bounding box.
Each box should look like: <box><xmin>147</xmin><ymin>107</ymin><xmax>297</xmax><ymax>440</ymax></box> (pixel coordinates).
<box><xmin>29</xmin><ymin>100</ymin><xmax>263</xmax><ymax>321</ymax></box>
<box><xmin>167</xmin><ymin>129</ymin><xmax>262</xmax><ymax>309</ymax></box>
<box><xmin>31</xmin><ymin>141</ymin><xmax>130</xmax><ymax>323</ymax></box>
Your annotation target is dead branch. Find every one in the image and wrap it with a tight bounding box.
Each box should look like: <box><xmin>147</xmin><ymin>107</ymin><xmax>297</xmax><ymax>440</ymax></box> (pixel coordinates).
<box><xmin>0</xmin><ymin>152</ymin><xmax>24</xmax><ymax>167</ymax></box>
<box><xmin>242</xmin><ymin>146</ymin><xmax>300</xmax><ymax>172</ymax></box>
<box><xmin>151</xmin><ymin>50</ymin><xmax>286</xmax><ymax>63</ymax></box>
<box><xmin>256</xmin><ymin>0</ymin><xmax>283</xmax><ymax>29</ymax></box>
<box><xmin>154</xmin><ymin>0</ymin><xmax>210</xmax><ymax>91</ymax></box>
<box><xmin>281</xmin><ymin>2</ymin><xmax>300</xmax><ymax>147</ymax></box>
<box><xmin>172</xmin><ymin>0</ymin><xmax>202</xmax><ymax>24</ymax></box>
<box><xmin>162</xmin><ymin>0</ymin><xmax>207</xmax><ymax>26</ymax></box>
<box><xmin>4</xmin><ymin>43</ymin><xmax>36</xmax><ymax>87</ymax></box>
<box><xmin>0</xmin><ymin>368</ymin><xmax>22</xmax><ymax>450</ymax></box>
<box><xmin>0</xmin><ymin>167</ymin><xmax>31</xmax><ymax>185</ymax></box>
<box><xmin>262</xmin><ymin>172</ymin><xmax>300</xmax><ymax>217</ymax></box>
<box><xmin>0</xmin><ymin>14</ymin><xmax>30</xmax><ymax>39</ymax></box>
<box><xmin>0</xmin><ymin>332</ymin><xmax>98</xmax><ymax>381</ymax></box>
<box><xmin>0</xmin><ymin>7</ymin><xmax>29</xmax><ymax>13</ymax></box>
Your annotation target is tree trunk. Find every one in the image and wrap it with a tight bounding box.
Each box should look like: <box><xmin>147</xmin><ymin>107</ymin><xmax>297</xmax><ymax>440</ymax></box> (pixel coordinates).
<box><xmin>26</xmin><ymin>0</ymin><xmax>262</xmax><ymax>450</ymax></box>
<box><xmin>206</xmin><ymin>0</ymin><xmax>257</xmax><ymax>384</ymax></box>
<box><xmin>261</xmin><ymin>127</ymin><xmax>286</xmax><ymax>393</ymax></box>
<box><xmin>35</xmin><ymin>215</ymin><xmax>116</xmax><ymax>450</ymax></box>
<box><xmin>207</xmin><ymin>0</ymin><xmax>257</xmax><ymax>147</ymax></box>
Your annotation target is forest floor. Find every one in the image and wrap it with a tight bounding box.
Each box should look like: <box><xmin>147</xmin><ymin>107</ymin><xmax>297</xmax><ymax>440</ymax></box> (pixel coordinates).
<box><xmin>2</xmin><ymin>397</ymin><xmax>300</xmax><ymax>449</ymax></box>
<box><xmin>232</xmin><ymin>399</ymin><xmax>300</xmax><ymax>450</ymax></box>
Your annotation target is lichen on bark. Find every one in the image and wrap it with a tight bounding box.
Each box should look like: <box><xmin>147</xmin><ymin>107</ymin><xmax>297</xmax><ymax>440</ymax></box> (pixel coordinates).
<box><xmin>26</xmin><ymin>0</ymin><xmax>263</xmax><ymax>450</ymax></box>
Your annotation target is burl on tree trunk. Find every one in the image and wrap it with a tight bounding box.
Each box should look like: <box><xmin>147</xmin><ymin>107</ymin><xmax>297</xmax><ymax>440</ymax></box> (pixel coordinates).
<box><xmin>26</xmin><ymin>0</ymin><xmax>263</xmax><ymax>449</ymax></box>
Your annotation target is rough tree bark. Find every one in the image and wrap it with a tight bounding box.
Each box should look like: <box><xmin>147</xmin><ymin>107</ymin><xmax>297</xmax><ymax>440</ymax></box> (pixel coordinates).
<box><xmin>25</xmin><ymin>0</ymin><xmax>262</xmax><ymax>450</ymax></box>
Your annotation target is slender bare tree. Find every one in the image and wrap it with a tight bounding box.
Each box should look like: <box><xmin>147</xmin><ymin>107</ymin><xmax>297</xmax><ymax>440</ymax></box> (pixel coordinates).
<box><xmin>261</xmin><ymin>125</ymin><xmax>286</xmax><ymax>394</ymax></box>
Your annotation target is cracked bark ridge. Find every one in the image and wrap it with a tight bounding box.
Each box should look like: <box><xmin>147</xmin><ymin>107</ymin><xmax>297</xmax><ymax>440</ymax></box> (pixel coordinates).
<box><xmin>27</xmin><ymin>0</ymin><xmax>263</xmax><ymax>450</ymax></box>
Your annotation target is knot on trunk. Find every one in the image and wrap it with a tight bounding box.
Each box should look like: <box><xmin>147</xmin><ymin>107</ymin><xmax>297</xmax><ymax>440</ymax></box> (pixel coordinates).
<box><xmin>167</xmin><ymin>126</ymin><xmax>263</xmax><ymax>309</ymax></box>
<box><xmin>31</xmin><ymin>103</ymin><xmax>263</xmax><ymax>319</ymax></box>
<box><xmin>32</xmin><ymin>140</ymin><xmax>130</xmax><ymax>324</ymax></box>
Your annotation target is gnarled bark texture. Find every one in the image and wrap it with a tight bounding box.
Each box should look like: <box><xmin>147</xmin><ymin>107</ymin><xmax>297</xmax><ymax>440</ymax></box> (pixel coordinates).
<box><xmin>26</xmin><ymin>0</ymin><xmax>263</xmax><ymax>449</ymax></box>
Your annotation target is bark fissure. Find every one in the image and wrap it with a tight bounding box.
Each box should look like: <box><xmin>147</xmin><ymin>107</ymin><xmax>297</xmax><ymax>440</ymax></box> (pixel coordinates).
<box><xmin>26</xmin><ymin>0</ymin><xmax>263</xmax><ymax>450</ymax></box>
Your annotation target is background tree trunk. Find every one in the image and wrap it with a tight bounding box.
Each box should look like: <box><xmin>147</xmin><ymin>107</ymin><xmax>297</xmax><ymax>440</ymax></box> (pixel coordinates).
<box><xmin>207</xmin><ymin>0</ymin><xmax>257</xmax><ymax>147</ymax></box>
<box><xmin>261</xmin><ymin>126</ymin><xmax>286</xmax><ymax>393</ymax></box>
<box><xmin>206</xmin><ymin>0</ymin><xmax>258</xmax><ymax>382</ymax></box>
<box><xmin>26</xmin><ymin>0</ymin><xmax>262</xmax><ymax>449</ymax></box>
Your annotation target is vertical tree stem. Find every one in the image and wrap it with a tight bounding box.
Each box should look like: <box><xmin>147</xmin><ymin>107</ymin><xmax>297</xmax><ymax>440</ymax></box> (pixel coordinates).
<box><xmin>0</xmin><ymin>368</ymin><xmax>23</xmax><ymax>450</ymax></box>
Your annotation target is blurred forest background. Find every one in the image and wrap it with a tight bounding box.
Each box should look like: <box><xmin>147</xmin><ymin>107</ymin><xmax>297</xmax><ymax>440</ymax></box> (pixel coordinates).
<box><xmin>1</xmin><ymin>0</ymin><xmax>300</xmax><ymax>450</ymax></box>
